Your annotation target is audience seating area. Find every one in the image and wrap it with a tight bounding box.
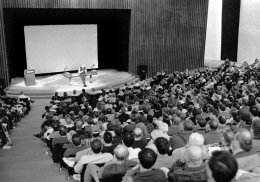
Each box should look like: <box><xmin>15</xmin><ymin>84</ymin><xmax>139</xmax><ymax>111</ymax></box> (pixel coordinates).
<box><xmin>32</xmin><ymin>60</ymin><xmax>260</xmax><ymax>182</ymax></box>
<box><xmin>0</xmin><ymin>92</ymin><xmax>32</xmax><ymax>148</ymax></box>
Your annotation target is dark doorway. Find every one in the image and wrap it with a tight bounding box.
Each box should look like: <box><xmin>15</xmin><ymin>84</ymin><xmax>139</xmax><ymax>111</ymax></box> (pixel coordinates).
<box><xmin>221</xmin><ymin>0</ymin><xmax>241</xmax><ymax>62</ymax></box>
<box><xmin>3</xmin><ymin>8</ymin><xmax>131</xmax><ymax>78</ymax></box>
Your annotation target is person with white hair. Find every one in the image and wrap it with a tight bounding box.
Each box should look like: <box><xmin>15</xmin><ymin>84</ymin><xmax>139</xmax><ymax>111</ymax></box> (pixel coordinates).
<box><xmin>170</xmin><ymin>132</ymin><xmax>208</xmax><ymax>164</ymax></box>
<box><xmin>168</xmin><ymin>145</ymin><xmax>208</xmax><ymax>182</ymax></box>
<box><xmin>132</xmin><ymin>127</ymin><xmax>147</xmax><ymax>149</ymax></box>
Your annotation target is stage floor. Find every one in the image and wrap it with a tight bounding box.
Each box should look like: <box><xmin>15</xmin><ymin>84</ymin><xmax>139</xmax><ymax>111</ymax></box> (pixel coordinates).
<box><xmin>6</xmin><ymin>69</ymin><xmax>137</xmax><ymax>98</ymax></box>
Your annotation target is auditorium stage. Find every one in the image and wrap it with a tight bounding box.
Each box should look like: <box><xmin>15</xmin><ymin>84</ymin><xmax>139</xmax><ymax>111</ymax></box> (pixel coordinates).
<box><xmin>5</xmin><ymin>69</ymin><xmax>138</xmax><ymax>99</ymax></box>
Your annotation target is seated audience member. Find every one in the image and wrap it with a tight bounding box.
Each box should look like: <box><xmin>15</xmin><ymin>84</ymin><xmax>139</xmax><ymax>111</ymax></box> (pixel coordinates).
<box><xmin>101</xmin><ymin>131</ymin><xmax>116</xmax><ymax>155</ymax></box>
<box><xmin>112</xmin><ymin>123</ymin><xmax>123</xmax><ymax>145</ymax></box>
<box><xmin>237</xmin><ymin>109</ymin><xmax>252</xmax><ymax>131</ymax></box>
<box><xmin>168</xmin><ymin>145</ymin><xmax>208</xmax><ymax>182</ymax></box>
<box><xmin>252</xmin><ymin>118</ymin><xmax>260</xmax><ymax>152</ymax></box>
<box><xmin>167</xmin><ymin>116</ymin><xmax>181</xmax><ymax>136</ymax></box>
<box><xmin>169</xmin><ymin>119</ymin><xmax>194</xmax><ymax>150</ymax></box>
<box><xmin>232</xmin><ymin>128</ymin><xmax>260</xmax><ymax>171</ymax></box>
<box><xmin>207</xmin><ymin>151</ymin><xmax>238</xmax><ymax>182</ymax></box>
<box><xmin>63</xmin><ymin>134</ymin><xmax>86</xmax><ymax>158</ymax></box>
<box><xmin>52</xmin><ymin>125</ymin><xmax>69</xmax><ymax>147</ymax></box>
<box><xmin>217</xmin><ymin>129</ymin><xmax>234</xmax><ymax>153</ymax></box>
<box><xmin>196</xmin><ymin>115</ymin><xmax>207</xmax><ymax>136</ymax></box>
<box><xmin>123</xmin><ymin>148</ymin><xmax>167</xmax><ymax>182</ymax></box>
<box><xmin>204</xmin><ymin>119</ymin><xmax>222</xmax><ymax>144</ymax></box>
<box><xmin>122</xmin><ymin>132</ymin><xmax>141</xmax><ymax>160</ymax></box>
<box><xmin>74</xmin><ymin>139</ymin><xmax>113</xmax><ymax>174</ymax></box>
<box><xmin>84</xmin><ymin>144</ymin><xmax>137</xmax><ymax>182</ymax></box>
<box><xmin>132</xmin><ymin>127</ymin><xmax>147</xmax><ymax>149</ymax></box>
<box><xmin>171</xmin><ymin>132</ymin><xmax>207</xmax><ymax>164</ymax></box>
<box><xmin>152</xmin><ymin>137</ymin><xmax>173</xmax><ymax>169</ymax></box>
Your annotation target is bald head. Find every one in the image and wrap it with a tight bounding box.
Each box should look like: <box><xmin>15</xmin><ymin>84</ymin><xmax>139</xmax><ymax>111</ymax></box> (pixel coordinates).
<box><xmin>235</xmin><ymin>128</ymin><xmax>253</xmax><ymax>152</ymax></box>
<box><xmin>186</xmin><ymin>145</ymin><xmax>203</xmax><ymax>165</ymax></box>
<box><xmin>114</xmin><ymin>144</ymin><xmax>129</xmax><ymax>161</ymax></box>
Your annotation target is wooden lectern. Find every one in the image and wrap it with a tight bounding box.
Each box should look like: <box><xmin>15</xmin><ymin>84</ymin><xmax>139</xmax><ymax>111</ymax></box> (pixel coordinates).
<box><xmin>24</xmin><ymin>69</ymin><xmax>36</xmax><ymax>86</ymax></box>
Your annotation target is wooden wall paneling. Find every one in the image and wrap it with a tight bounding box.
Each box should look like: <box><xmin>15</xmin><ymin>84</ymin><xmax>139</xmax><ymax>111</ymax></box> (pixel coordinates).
<box><xmin>0</xmin><ymin>1</ymin><xmax>9</xmax><ymax>86</ymax></box>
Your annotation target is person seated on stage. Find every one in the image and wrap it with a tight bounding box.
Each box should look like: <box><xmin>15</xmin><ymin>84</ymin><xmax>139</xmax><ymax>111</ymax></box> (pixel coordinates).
<box><xmin>78</xmin><ymin>65</ymin><xmax>87</xmax><ymax>87</ymax></box>
<box><xmin>51</xmin><ymin>91</ymin><xmax>61</xmax><ymax>101</ymax></box>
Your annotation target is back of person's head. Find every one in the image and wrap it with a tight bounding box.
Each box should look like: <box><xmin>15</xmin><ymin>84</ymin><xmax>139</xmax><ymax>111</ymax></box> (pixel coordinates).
<box><xmin>72</xmin><ymin>134</ymin><xmax>81</xmax><ymax>146</ymax></box>
<box><xmin>114</xmin><ymin>144</ymin><xmax>129</xmax><ymax>161</ymax></box>
<box><xmin>183</xmin><ymin>119</ymin><xmax>194</xmax><ymax>131</ymax></box>
<box><xmin>90</xmin><ymin>139</ymin><xmax>103</xmax><ymax>154</ymax></box>
<box><xmin>113</xmin><ymin>124</ymin><xmax>122</xmax><ymax>136</ymax></box>
<box><xmin>52</xmin><ymin>120</ymin><xmax>60</xmax><ymax>131</ymax></box>
<box><xmin>75</xmin><ymin>118</ymin><xmax>83</xmax><ymax>129</ymax></box>
<box><xmin>173</xmin><ymin>116</ymin><xmax>181</xmax><ymax>126</ymax></box>
<box><xmin>138</xmin><ymin>148</ymin><xmax>157</xmax><ymax>169</ymax></box>
<box><xmin>218</xmin><ymin>115</ymin><xmax>227</xmax><ymax>125</ymax></box>
<box><xmin>103</xmin><ymin>131</ymin><xmax>113</xmax><ymax>144</ymax></box>
<box><xmin>235</xmin><ymin>128</ymin><xmax>253</xmax><ymax>152</ymax></box>
<box><xmin>123</xmin><ymin>132</ymin><xmax>135</xmax><ymax>147</ymax></box>
<box><xmin>59</xmin><ymin>125</ymin><xmax>68</xmax><ymax>136</ymax></box>
<box><xmin>252</xmin><ymin>118</ymin><xmax>260</xmax><ymax>139</ymax></box>
<box><xmin>186</xmin><ymin>145</ymin><xmax>203</xmax><ymax>166</ymax></box>
<box><xmin>154</xmin><ymin>137</ymin><xmax>169</xmax><ymax>155</ymax></box>
<box><xmin>209</xmin><ymin>119</ymin><xmax>218</xmax><ymax>130</ymax></box>
<box><xmin>208</xmin><ymin>151</ymin><xmax>238</xmax><ymax>182</ymax></box>
<box><xmin>222</xmin><ymin>129</ymin><xmax>235</xmax><ymax>146</ymax></box>
<box><xmin>188</xmin><ymin>132</ymin><xmax>204</xmax><ymax>146</ymax></box>
<box><xmin>249</xmin><ymin>106</ymin><xmax>259</xmax><ymax>117</ymax></box>
<box><xmin>134</xmin><ymin>127</ymin><xmax>143</xmax><ymax>140</ymax></box>
<box><xmin>197</xmin><ymin>115</ymin><xmax>207</xmax><ymax>128</ymax></box>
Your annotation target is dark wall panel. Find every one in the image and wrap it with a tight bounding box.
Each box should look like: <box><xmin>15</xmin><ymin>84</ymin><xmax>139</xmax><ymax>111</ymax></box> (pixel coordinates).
<box><xmin>0</xmin><ymin>1</ymin><xmax>9</xmax><ymax>87</ymax></box>
<box><xmin>221</xmin><ymin>0</ymin><xmax>241</xmax><ymax>61</ymax></box>
<box><xmin>0</xmin><ymin>0</ymin><xmax>208</xmax><ymax>86</ymax></box>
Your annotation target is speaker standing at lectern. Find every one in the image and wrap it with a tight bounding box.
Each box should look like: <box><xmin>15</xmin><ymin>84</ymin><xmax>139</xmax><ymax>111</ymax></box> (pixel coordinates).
<box><xmin>78</xmin><ymin>65</ymin><xmax>87</xmax><ymax>87</ymax></box>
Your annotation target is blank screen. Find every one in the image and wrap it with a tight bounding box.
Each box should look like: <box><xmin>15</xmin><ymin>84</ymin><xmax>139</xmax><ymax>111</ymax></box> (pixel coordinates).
<box><xmin>24</xmin><ymin>25</ymin><xmax>98</xmax><ymax>74</ymax></box>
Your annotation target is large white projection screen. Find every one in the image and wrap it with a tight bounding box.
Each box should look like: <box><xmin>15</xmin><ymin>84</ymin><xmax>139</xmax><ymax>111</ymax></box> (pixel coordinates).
<box><xmin>24</xmin><ymin>25</ymin><xmax>98</xmax><ymax>74</ymax></box>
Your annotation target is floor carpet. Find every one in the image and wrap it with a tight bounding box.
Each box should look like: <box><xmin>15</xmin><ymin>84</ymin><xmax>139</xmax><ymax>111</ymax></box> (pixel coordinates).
<box><xmin>0</xmin><ymin>99</ymin><xmax>75</xmax><ymax>182</ymax></box>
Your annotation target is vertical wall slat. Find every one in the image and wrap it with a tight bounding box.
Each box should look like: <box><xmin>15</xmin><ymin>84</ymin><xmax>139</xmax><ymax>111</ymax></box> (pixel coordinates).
<box><xmin>0</xmin><ymin>1</ymin><xmax>9</xmax><ymax>86</ymax></box>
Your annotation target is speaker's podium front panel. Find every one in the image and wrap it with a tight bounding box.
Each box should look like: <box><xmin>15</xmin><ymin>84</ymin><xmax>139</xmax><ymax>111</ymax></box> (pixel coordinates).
<box><xmin>24</xmin><ymin>69</ymin><xmax>36</xmax><ymax>86</ymax></box>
